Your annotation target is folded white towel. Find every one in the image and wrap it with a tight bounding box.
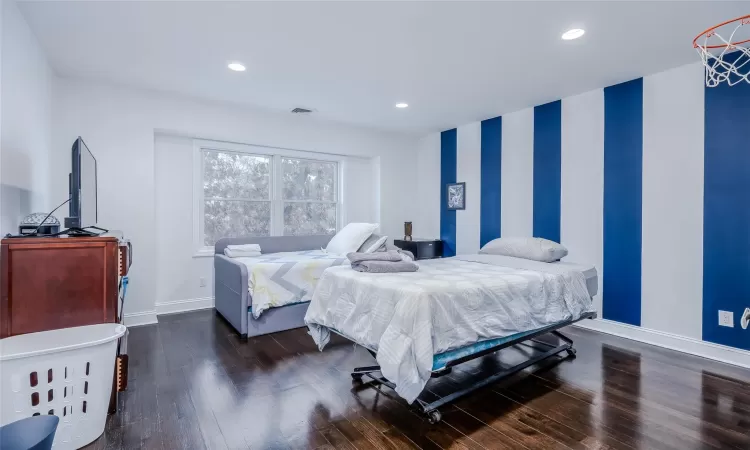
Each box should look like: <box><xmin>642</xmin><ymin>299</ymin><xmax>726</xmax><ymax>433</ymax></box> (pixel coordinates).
<box><xmin>224</xmin><ymin>249</ymin><xmax>262</xmax><ymax>258</ymax></box>
<box><xmin>226</xmin><ymin>244</ymin><xmax>261</xmax><ymax>252</ymax></box>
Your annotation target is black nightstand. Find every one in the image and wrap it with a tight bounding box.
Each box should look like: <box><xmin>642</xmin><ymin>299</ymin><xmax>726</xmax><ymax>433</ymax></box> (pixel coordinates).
<box><xmin>393</xmin><ymin>238</ymin><xmax>443</xmax><ymax>260</ymax></box>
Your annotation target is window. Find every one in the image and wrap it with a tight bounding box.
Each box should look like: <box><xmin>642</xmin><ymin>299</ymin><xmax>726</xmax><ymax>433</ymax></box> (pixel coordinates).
<box><xmin>282</xmin><ymin>158</ymin><xmax>338</xmax><ymax>236</ymax></box>
<box><xmin>194</xmin><ymin>141</ymin><xmax>340</xmax><ymax>253</ymax></box>
<box><xmin>202</xmin><ymin>150</ymin><xmax>272</xmax><ymax>246</ymax></box>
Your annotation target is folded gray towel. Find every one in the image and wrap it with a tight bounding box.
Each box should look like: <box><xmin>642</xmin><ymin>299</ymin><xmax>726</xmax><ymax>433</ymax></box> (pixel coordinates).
<box><xmin>347</xmin><ymin>250</ymin><xmax>418</xmax><ymax>273</ymax></box>
<box><xmin>347</xmin><ymin>250</ymin><xmax>403</xmax><ymax>263</ymax></box>
<box><xmin>351</xmin><ymin>259</ymin><xmax>419</xmax><ymax>273</ymax></box>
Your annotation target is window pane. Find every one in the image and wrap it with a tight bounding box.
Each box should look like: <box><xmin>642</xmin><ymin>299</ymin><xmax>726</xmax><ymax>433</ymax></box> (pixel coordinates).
<box><xmin>203</xmin><ymin>151</ymin><xmax>270</xmax><ymax>200</ymax></box>
<box><xmin>204</xmin><ymin>200</ymin><xmax>271</xmax><ymax>246</ymax></box>
<box><xmin>282</xmin><ymin>158</ymin><xmax>336</xmax><ymax>201</ymax></box>
<box><xmin>284</xmin><ymin>203</ymin><xmax>336</xmax><ymax>236</ymax></box>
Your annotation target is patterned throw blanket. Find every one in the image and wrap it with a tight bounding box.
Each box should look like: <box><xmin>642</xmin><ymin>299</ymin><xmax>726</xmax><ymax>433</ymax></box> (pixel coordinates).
<box><xmin>234</xmin><ymin>250</ymin><xmax>348</xmax><ymax>318</ymax></box>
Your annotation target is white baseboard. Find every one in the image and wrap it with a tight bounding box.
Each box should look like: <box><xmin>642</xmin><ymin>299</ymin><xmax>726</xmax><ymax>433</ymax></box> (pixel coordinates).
<box><xmin>574</xmin><ymin>318</ymin><xmax>750</xmax><ymax>369</ymax></box>
<box><xmin>155</xmin><ymin>297</ymin><xmax>215</xmax><ymax>316</ymax></box>
<box><xmin>123</xmin><ymin>310</ymin><xmax>158</xmax><ymax>327</ymax></box>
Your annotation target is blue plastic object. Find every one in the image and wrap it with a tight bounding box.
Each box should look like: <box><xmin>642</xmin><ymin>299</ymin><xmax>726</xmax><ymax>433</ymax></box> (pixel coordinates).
<box><xmin>0</xmin><ymin>416</ymin><xmax>59</xmax><ymax>450</ymax></box>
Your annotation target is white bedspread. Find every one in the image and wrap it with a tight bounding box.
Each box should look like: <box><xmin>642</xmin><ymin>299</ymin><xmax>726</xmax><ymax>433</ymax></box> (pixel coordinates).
<box><xmin>235</xmin><ymin>250</ymin><xmax>348</xmax><ymax>318</ymax></box>
<box><xmin>305</xmin><ymin>255</ymin><xmax>593</xmax><ymax>403</ymax></box>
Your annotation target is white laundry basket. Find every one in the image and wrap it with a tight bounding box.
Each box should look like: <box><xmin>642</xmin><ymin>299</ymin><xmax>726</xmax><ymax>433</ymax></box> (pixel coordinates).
<box><xmin>0</xmin><ymin>324</ymin><xmax>127</xmax><ymax>450</ymax></box>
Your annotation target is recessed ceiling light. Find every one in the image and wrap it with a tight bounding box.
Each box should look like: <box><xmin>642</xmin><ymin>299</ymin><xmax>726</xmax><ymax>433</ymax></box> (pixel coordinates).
<box><xmin>395</xmin><ymin>103</ymin><xmax>409</xmax><ymax>108</ymax></box>
<box><xmin>562</xmin><ymin>29</ymin><xmax>585</xmax><ymax>40</ymax></box>
<box><xmin>228</xmin><ymin>62</ymin><xmax>246</xmax><ymax>72</ymax></box>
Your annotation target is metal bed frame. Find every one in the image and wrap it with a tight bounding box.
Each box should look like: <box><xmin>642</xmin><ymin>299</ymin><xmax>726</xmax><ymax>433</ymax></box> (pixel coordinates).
<box><xmin>346</xmin><ymin>311</ymin><xmax>597</xmax><ymax>424</ymax></box>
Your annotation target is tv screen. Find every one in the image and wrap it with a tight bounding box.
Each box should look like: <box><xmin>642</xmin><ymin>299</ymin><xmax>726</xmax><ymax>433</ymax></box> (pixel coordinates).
<box><xmin>66</xmin><ymin>137</ymin><xmax>98</xmax><ymax>229</ymax></box>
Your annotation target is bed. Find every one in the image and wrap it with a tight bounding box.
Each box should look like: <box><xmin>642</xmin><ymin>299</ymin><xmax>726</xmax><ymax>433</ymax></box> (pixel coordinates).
<box><xmin>305</xmin><ymin>253</ymin><xmax>598</xmax><ymax>423</ymax></box>
<box><xmin>214</xmin><ymin>235</ymin><xmax>338</xmax><ymax>337</ymax></box>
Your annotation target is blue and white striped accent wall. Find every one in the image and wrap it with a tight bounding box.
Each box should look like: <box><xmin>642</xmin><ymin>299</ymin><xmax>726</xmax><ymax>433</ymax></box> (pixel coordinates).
<box><xmin>415</xmin><ymin>61</ymin><xmax>750</xmax><ymax>357</ymax></box>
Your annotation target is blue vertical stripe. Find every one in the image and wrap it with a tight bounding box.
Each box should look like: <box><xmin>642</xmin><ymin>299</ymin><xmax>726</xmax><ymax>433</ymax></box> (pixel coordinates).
<box><xmin>533</xmin><ymin>101</ymin><xmax>562</xmax><ymax>242</ymax></box>
<box><xmin>441</xmin><ymin>129</ymin><xmax>457</xmax><ymax>257</ymax></box>
<box><xmin>480</xmin><ymin>116</ymin><xmax>502</xmax><ymax>247</ymax></box>
<box><xmin>603</xmin><ymin>78</ymin><xmax>643</xmax><ymax>326</ymax></box>
<box><xmin>703</xmin><ymin>52</ymin><xmax>750</xmax><ymax>351</ymax></box>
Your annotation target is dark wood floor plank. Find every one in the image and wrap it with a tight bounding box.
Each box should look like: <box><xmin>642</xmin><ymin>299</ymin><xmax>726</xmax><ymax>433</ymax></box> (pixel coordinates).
<box><xmin>439</xmin><ymin>407</ymin><xmax>527</xmax><ymax>450</ymax></box>
<box><xmin>83</xmin><ymin>310</ymin><xmax>750</xmax><ymax>450</ymax></box>
<box><xmin>286</xmin><ymin>428</ymin><xmax>332</xmax><ymax>450</ymax></box>
<box><xmin>525</xmin><ymin>356</ymin><xmax>739</xmax><ymax>449</ymax></box>
<box><xmin>539</xmin><ymin>346</ymin><xmax>750</xmax><ymax>448</ymax></box>
<box><xmin>348</xmin><ymin>416</ymin><xmax>402</xmax><ymax>450</ymax></box>
<box><xmin>320</xmin><ymin>426</ymin><xmax>357</xmax><ymax>450</ymax></box>
<box><xmin>332</xmin><ymin>418</ymin><xmax>386</xmax><ymax>450</ymax></box>
<box><xmin>565</xmin><ymin>326</ymin><xmax>750</xmax><ymax>383</ymax></box>
<box><xmin>181</xmin><ymin>365</ymin><xmax>232</xmax><ymax>450</ymax></box>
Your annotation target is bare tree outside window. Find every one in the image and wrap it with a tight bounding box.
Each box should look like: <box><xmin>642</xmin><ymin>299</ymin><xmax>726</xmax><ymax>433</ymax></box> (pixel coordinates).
<box><xmin>282</xmin><ymin>158</ymin><xmax>337</xmax><ymax>236</ymax></box>
<box><xmin>203</xmin><ymin>150</ymin><xmax>271</xmax><ymax>245</ymax></box>
<box><xmin>200</xmin><ymin>148</ymin><xmax>338</xmax><ymax>246</ymax></box>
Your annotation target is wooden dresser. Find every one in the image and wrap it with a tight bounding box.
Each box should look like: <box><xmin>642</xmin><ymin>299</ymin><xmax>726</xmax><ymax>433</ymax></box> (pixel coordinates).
<box><xmin>0</xmin><ymin>235</ymin><xmax>120</xmax><ymax>338</ymax></box>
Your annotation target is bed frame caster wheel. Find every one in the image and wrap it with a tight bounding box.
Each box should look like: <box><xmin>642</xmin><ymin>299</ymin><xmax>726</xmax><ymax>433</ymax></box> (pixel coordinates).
<box><xmin>566</xmin><ymin>348</ymin><xmax>577</xmax><ymax>358</ymax></box>
<box><xmin>351</xmin><ymin>373</ymin><xmax>364</xmax><ymax>383</ymax></box>
<box><xmin>427</xmin><ymin>411</ymin><xmax>442</xmax><ymax>424</ymax></box>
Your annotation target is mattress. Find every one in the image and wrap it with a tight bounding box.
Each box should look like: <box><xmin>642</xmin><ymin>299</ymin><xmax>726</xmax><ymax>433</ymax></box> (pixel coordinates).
<box><xmin>248</xmin><ymin>300</ymin><xmax>309</xmax><ymax>315</ymax></box>
<box><xmin>431</xmin><ymin>320</ymin><xmax>566</xmax><ymax>371</ymax></box>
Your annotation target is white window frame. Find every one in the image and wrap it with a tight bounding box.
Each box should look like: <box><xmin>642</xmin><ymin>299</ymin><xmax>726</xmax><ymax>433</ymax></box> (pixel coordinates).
<box><xmin>193</xmin><ymin>139</ymin><xmax>344</xmax><ymax>257</ymax></box>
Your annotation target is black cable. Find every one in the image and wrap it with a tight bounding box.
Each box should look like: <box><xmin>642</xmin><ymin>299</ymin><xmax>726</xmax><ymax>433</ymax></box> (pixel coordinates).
<box><xmin>31</xmin><ymin>197</ymin><xmax>71</xmax><ymax>236</ymax></box>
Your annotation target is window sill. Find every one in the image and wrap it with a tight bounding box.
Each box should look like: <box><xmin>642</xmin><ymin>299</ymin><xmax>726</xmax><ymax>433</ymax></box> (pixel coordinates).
<box><xmin>193</xmin><ymin>249</ymin><xmax>215</xmax><ymax>258</ymax></box>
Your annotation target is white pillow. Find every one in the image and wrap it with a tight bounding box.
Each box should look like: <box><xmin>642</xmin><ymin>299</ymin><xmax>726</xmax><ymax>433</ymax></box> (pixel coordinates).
<box><xmin>325</xmin><ymin>223</ymin><xmax>379</xmax><ymax>255</ymax></box>
<box><xmin>358</xmin><ymin>234</ymin><xmax>388</xmax><ymax>253</ymax></box>
<box><xmin>479</xmin><ymin>237</ymin><xmax>568</xmax><ymax>262</ymax></box>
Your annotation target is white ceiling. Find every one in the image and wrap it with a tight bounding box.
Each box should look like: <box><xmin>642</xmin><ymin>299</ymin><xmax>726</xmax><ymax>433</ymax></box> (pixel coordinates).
<box><xmin>17</xmin><ymin>1</ymin><xmax>749</xmax><ymax>135</ymax></box>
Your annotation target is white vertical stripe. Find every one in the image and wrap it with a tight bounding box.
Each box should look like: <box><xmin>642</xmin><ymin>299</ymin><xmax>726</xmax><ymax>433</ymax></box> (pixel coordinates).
<box><xmin>456</xmin><ymin>122</ymin><xmax>481</xmax><ymax>255</ymax></box>
<box><xmin>500</xmin><ymin>108</ymin><xmax>534</xmax><ymax>237</ymax></box>
<box><xmin>642</xmin><ymin>62</ymin><xmax>704</xmax><ymax>339</ymax></box>
<box><xmin>414</xmin><ymin>132</ymin><xmax>442</xmax><ymax>239</ymax></box>
<box><xmin>561</xmin><ymin>89</ymin><xmax>605</xmax><ymax>314</ymax></box>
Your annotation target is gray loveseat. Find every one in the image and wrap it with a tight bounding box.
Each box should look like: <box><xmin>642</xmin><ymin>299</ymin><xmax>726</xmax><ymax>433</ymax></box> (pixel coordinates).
<box><xmin>214</xmin><ymin>235</ymin><xmax>333</xmax><ymax>338</ymax></box>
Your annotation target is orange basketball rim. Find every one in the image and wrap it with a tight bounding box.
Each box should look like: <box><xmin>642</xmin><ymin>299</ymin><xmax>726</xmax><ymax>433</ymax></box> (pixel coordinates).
<box><xmin>694</xmin><ymin>14</ymin><xmax>750</xmax><ymax>87</ymax></box>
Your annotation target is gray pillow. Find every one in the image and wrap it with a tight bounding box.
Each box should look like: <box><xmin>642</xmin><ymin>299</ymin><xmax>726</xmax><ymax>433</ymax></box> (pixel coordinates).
<box><xmin>479</xmin><ymin>237</ymin><xmax>568</xmax><ymax>262</ymax></box>
<box><xmin>357</xmin><ymin>234</ymin><xmax>388</xmax><ymax>253</ymax></box>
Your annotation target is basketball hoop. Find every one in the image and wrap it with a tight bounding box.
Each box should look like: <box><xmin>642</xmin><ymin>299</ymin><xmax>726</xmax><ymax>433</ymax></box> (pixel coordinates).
<box><xmin>694</xmin><ymin>14</ymin><xmax>750</xmax><ymax>87</ymax></box>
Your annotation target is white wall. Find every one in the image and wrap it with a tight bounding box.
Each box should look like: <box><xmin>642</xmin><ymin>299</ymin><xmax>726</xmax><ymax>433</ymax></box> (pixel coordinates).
<box><xmin>641</xmin><ymin>63</ymin><xmax>704</xmax><ymax>339</ymax></box>
<box><xmin>1</xmin><ymin>0</ymin><xmax>54</xmax><ymax>235</ymax></box>
<box><xmin>154</xmin><ymin>133</ymin><xmax>377</xmax><ymax>310</ymax></box>
<box><xmin>500</xmin><ymin>107</ymin><xmax>534</xmax><ymax>238</ymax></box>
<box><xmin>561</xmin><ymin>89</ymin><xmax>604</xmax><ymax>315</ymax></box>
<box><xmin>51</xmin><ymin>78</ymin><xmax>418</xmax><ymax>321</ymax></box>
<box><xmin>154</xmin><ymin>134</ymin><xmax>214</xmax><ymax>311</ymax></box>
<box><xmin>455</xmin><ymin>122</ymin><xmax>481</xmax><ymax>255</ymax></box>
<box><xmin>414</xmin><ymin>133</ymin><xmax>440</xmax><ymax>240</ymax></box>
<box><xmin>0</xmin><ymin>0</ymin><xmax>4</xmax><ymax>218</ymax></box>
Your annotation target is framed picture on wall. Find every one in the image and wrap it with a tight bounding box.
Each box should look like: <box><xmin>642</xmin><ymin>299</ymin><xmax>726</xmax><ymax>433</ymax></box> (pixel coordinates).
<box><xmin>446</xmin><ymin>182</ymin><xmax>466</xmax><ymax>210</ymax></box>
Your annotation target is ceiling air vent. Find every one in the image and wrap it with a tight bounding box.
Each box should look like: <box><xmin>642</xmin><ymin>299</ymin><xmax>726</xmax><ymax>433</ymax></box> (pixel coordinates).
<box><xmin>291</xmin><ymin>107</ymin><xmax>314</xmax><ymax>114</ymax></box>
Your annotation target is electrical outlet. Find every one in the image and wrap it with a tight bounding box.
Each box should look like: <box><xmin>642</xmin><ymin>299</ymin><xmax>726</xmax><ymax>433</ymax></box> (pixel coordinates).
<box><xmin>719</xmin><ymin>310</ymin><xmax>734</xmax><ymax>328</ymax></box>
<box><xmin>199</xmin><ymin>277</ymin><xmax>207</xmax><ymax>288</ymax></box>
<box><xmin>742</xmin><ymin>308</ymin><xmax>750</xmax><ymax>330</ymax></box>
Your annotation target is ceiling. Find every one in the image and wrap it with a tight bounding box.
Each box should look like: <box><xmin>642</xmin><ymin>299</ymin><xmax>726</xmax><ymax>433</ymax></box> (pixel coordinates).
<box><xmin>17</xmin><ymin>1</ymin><xmax>749</xmax><ymax>135</ymax></box>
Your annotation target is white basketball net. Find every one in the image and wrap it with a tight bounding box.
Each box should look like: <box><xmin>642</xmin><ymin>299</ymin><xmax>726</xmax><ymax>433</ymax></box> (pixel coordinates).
<box><xmin>695</xmin><ymin>16</ymin><xmax>750</xmax><ymax>87</ymax></box>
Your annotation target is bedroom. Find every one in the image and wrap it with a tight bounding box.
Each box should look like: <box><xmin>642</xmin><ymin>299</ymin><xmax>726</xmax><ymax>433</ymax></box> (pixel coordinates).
<box><xmin>0</xmin><ymin>1</ymin><xmax>748</xmax><ymax>449</ymax></box>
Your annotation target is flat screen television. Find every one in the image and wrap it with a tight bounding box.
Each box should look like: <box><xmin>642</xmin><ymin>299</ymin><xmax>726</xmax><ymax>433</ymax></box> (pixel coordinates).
<box><xmin>64</xmin><ymin>137</ymin><xmax>98</xmax><ymax>229</ymax></box>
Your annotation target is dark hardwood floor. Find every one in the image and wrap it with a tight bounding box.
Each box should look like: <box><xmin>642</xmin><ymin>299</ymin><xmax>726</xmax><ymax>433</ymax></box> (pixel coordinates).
<box><xmin>88</xmin><ymin>310</ymin><xmax>750</xmax><ymax>450</ymax></box>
